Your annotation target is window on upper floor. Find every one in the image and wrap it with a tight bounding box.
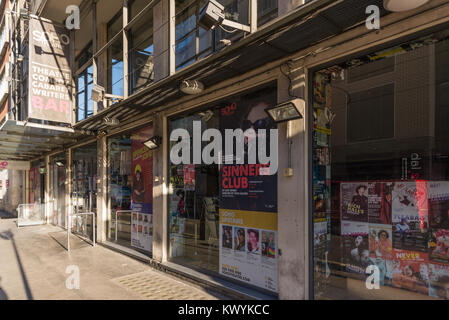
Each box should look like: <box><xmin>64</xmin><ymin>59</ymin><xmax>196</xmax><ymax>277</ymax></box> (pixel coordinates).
<box><xmin>76</xmin><ymin>43</ymin><xmax>94</xmax><ymax>122</ymax></box>
<box><xmin>107</xmin><ymin>10</ymin><xmax>124</xmax><ymax>97</ymax></box>
<box><xmin>128</xmin><ymin>0</ymin><xmax>154</xmax><ymax>94</ymax></box>
<box><xmin>175</xmin><ymin>0</ymin><xmax>214</xmax><ymax>70</ymax></box>
<box><xmin>257</xmin><ymin>0</ymin><xmax>278</xmax><ymax>26</ymax></box>
<box><xmin>174</xmin><ymin>0</ymin><xmax>279</xmax><ymax>71</ymax></box>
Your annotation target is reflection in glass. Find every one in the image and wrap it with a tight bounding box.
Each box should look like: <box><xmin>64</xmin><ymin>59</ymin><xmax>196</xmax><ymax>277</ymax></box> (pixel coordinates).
<box><xmin>312</xmin><ymin>31</ymin><xmax>449</xmax><ymax>300</ymax></box>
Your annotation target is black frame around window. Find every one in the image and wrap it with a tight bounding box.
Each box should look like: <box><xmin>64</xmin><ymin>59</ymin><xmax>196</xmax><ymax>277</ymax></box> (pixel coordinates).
<box><xmin>308</xmin><ymin>27</ymin><xmax>449</xmax><ymax>301</ymax></box>
<box><xmin>175</xmin><ymin>0</ymin><xmax>214</xmax><ymax>70</ymax></box>
<box><xmin>128</xmin><ymin>1</ymin><xmax>155</xmax><ymax>94</ymax></box>
<box><xmin>76</xmin><ymin>43</ymin><xmax>94</xmax><ymax>122</ymax></box>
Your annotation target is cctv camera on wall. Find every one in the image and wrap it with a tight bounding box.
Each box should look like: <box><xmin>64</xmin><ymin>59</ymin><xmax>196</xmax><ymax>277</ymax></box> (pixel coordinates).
<box><xmin>199</xmin><ymin>0</ymin><xmax>250</xmax><ymax>32</ymax></box>
<box><xmin>199</xmin><ymin>0</ymin><xmax>225</xmax><ymax>30</ymax></box>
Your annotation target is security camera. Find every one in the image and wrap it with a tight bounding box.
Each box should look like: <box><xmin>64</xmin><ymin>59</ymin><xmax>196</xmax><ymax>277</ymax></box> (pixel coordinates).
<box><xmin>199</xmin><ymin>0</ymin><xmax>225</xmax><ymax>30</ymax></box>
<box><xmin>199</xmin><ymin>0</ymin><xmax>250</xmax><ymax>32</ymax></box>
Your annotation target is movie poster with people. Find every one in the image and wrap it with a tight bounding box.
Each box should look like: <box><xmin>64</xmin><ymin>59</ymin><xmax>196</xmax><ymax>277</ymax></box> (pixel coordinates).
<box><xmin>428</xmin><ymin>181</ymin><xmax>449</xmax><ymax>230</ymax></box>
<box><xmin>341</xmin><ymin>221</ymin><xmax>369</xmax><ymax>274</ymax></box>
<box><xmin>341</xmin><ymin>182</ymin><xmax>393</xmax><ymax>224</ymax></box>
<box><xmin>218</xmin><ymin>87</ymin><xmax>278</xmax><ymax>292</ymax></box>
<box><xmin>369</xmin><ymin>182</ymin><xmax>394</xmax><ymax>225</ymax></box>
<box><xmin>341</xmin><ymin>183</ymin><xmax>370</xmax><ymax>222</ymax></box>
<box><xmin>392</xmin><ymin>249</ymin><xmax>430</xmax><ymax>295</ymax></box>
<box><xmin>369</xmin><ymin>224</ymin><xmax>393</xmax><ymax>260</ymax></box>
<box><xmin>429</xmin><ymin>229</ymin><xmax>449</xmax><ymax>264</ymax></box>
<box><xmin>429</xmin><ymin>263</ymin><xmax>449</xmax><ymax>299</ymax></box>
<box><xmin>392</xmin><ymin>182</ymin><xmax>429</xmax><ymax>252</ymax></box>
<box><xmin>130</xmin><ymin>125</ymin><xmax>154</xmax><ymax>252</ymax></box>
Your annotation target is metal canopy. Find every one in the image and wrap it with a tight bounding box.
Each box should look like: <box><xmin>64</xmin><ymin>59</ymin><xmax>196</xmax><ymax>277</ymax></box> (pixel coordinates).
<box><xmin>0</xmin><ymin>119</ymin><xmax>88</xmax><ymax>161</ymax></box>
<box><xmin>75</xmin><ymin>0</ymin><xmax>387</xmax><ymax>131</ymax></box>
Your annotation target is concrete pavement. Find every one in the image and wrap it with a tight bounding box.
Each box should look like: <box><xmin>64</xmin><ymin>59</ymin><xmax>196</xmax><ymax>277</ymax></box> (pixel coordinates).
<box><xmin>0</xmin><ymin>211</ymin><xmax>225</xmax><ymax>300</ymax></box>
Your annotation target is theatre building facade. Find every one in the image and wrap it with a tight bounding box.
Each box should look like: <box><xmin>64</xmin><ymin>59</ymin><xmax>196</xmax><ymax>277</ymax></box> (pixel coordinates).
<box><xmin>1</xmin><ymin>0</ymin><xmax>449</xmax><ymax>300</ymax></box>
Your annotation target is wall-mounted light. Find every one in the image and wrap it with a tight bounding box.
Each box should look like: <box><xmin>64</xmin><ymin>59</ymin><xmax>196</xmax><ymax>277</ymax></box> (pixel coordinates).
<box><xmin>17</xmin><ymin>54</ymin><xmax>24</xmax><ymax>62</ymax></box>
<box><xmin>265</xmin><ymin>98</ymin><xmax>304</xmax><ymax>123</ymax></box>
<box><xmin>143</xmin><ymin>136</ymin><xmax>162</xmax><ymax>150</ymax></box>
<box><xmin>383</xmin><ymin>0</ymin><xmax>429</xmax><ymax>12</ymax></box>
<box><xmin>180</xmin><ymin>80</ymin><xmax>204</xmax><ymax>95</ymax></box>
<box><xmin>103</xmin><ymin>117</ymin><xmax>120</xmax><ymax>126</ymax></box>
<box><xmin>55</xmin><ymin>161</ymin><xmax>65</xmax><ymax>167</ymax></box>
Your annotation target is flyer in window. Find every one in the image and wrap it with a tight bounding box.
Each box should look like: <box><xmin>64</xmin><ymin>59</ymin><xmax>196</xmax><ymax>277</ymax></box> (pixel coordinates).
<box><xmin>392</xmin><ymin>249</ymin><xmax>429</xmax><ymax>295</ymax></box>
<box><xmin>130</xmin><ymin>125</ymin><xmax>154</xmax><ymax>252</ymax></box>
<box><xmin>392</xmin><ymin>181</ymin><xmax>429</xmax><ymax>252</ymax></box>
<box><xmin>429</xmin><ymin>263</ymin><xmax>449</xmax><ymax>299</ymax></box>
<box><xmin>217</xmin><ymin>89</ymin><xmax>278</xmax><ymax>292</ymax></box>
<box><xmin>219</xmin><ymin>209</ymin><xmax>278</xmax><ymax>293</ymax></box>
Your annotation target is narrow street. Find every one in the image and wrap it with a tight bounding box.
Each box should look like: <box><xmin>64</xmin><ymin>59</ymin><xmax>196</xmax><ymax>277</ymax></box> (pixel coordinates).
<box><xmin>0</xmin><ymin>212</ymin><xmax>225</xmax><ymax>300</ymax></box>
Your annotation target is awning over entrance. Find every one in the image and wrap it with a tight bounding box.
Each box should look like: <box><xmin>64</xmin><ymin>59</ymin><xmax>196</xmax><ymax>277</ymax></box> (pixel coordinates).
<box><xmin>0</xmin><ymin>119</ymin><xmax>86</xmax><ymax>161</ymax></box>
<box><xmin>74</xmin><ymin>0</ymin><xmax>389</xmax><ymax>132</ymax></box>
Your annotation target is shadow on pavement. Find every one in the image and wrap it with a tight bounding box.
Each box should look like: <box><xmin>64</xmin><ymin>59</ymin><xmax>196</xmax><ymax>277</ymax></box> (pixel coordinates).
<box><xmin>0</xmin><ymin>210</ymin><xmax>16</xmax><ymax>220</ymax></box>
<box><xmin>0</xmin><ymin>230</ymin><xmax>33</xmax><ymax>300</ymax></box>
<box><xmin>0</xmin><ymin>277</ymin><xmax>8</xmax><ymax>300</ymax></box>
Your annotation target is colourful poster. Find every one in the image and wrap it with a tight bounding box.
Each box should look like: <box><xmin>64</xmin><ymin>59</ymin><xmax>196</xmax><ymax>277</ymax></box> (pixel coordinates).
<box><xmin>183</xmin><ymin>164</ymin><xmax>195</xmax><ymax>191</ymax></box>
<box><xmin>429</xmin><ymin>229</ymin><xmax>449</xmax><ymax>264</ymax></box>
<box><xmin>369</xmin><ymin>224</ymin><xmax>393</xmax><ymax>260</ymax></box>
<box><xmin>219</xmin><ymin>92</ymin><xmax>277</xmax><ymax>213</ymax></box>
<box><xmin>341</xmin><ymin>221</ymin><xmax>369</xmax><ymax>274</ymax></box>
<box><xmin>130</xmin><ymin>125</ymin><xmax>153</xmax><ymax>252</ymax></box>
<box><xmin>428</xmin><ymin>181</ymin><xmax>449</xmax><ymax>230</ymax></box>
<box><xmin>392</xmin><ymin>182</ymin><xmax>429</xmax><ymax>252</ymax></box>
<box><xmin>131</xmin><ymin>211</ymin><xmax>153</xmax><ymax>252</ymax></box>
<box><xmin>368</xmin><ymin>182</ymin><xmax>394</xmax><ymax>225</ymax></box>
<box><xmin>219</xmin><ymin>209</ymin><xmax>277</xmax><ymax>292</ymax></box>
<box><xmin>429</xmin><ymin>263</ymin><xmax>449</xmax><ymax>299</ymax></box>
<box><xmin>392</xmin><ymin>249</ymin><xmax>429</xmax><ymax>295</ymax></box>
<box><xmin>217</xmin><ymin>88</ymin><xmax>279</xmax><ymax>292</ymax></box>
<box><xmin>341</xmin><ymin>182</ymin><xmax>370</xmax><ymax>222</ymax></box>
<box><xmin>341</xmin><ymin>182</ymin><xmax>393</xmax><ymax>224</ymax></box>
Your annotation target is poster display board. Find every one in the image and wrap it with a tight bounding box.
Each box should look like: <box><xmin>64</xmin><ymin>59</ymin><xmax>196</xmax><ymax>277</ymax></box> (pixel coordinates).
<box><xmin>130</xmin><ymin>125</ymin><xmax>153</xmax><ymax>252</ymax></box>
<box><xmin>218</xmin><ymin>91</ymin><xmax>278</xmax><ymax>293</ymax></box>
<box><xmin>28</xmin><ymin>17</ymin><xmax>72</xmax><ymax>124</ymax></box>
<box><xmin>340</xmin><ymin>180</ymin><xmax>449</xmax><ymax>298</ymax></box>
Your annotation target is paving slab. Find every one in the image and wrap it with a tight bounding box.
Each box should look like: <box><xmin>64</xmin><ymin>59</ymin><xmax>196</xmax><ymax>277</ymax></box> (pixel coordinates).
<box><xmin>0</xmin><ymin>215</ymin><xmax>225</xmax><ymax>300</ymax></box>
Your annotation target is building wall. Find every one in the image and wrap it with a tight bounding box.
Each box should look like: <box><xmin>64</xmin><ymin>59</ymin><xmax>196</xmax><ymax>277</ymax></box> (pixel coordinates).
<box><xmin>0</xmin><ymin>169</ymin><xmax>24</xmax><ymax>216</ymax></box>
<box><xmin>8</xmin><ymin>0</ymin><xmax>449</xmax><ymax>300</ymax></box>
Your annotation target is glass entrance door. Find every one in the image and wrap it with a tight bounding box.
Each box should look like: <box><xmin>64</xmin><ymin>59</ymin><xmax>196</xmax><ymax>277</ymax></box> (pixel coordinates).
<box><xmin>71</xmin><ymin>143</ymin><xmax>98</xmax><ymax>241</ymax></box>
<box><xmin>50</xmin><ymin>154</ymin><xmax>67</xmax><ymax>227</ymax></box>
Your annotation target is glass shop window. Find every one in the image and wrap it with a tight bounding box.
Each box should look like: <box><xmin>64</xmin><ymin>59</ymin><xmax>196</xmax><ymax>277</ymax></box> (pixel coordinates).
<box><xmin>108</xmin><ymin>125</ymin><xmax>154</xmax><ymax>254</ymax></box>
<box><xmin>168</xmin><ymin>85</ymin><xmax>279</xmax><ymax>294</ymax></box>
<box><xmin>312</xmin><ymin>30</ymin><xmax>449</xmax><ymax>300</ymax></box>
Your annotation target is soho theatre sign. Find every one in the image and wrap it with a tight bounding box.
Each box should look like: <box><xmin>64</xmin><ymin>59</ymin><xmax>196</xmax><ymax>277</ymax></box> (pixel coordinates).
<box><xmin>28</xmin><ymin>17</ymin><xmax>72</xmax><ymax>124</ymax></box>
<box><xmin>0</xmin><ymin>161</ymin><xmax>30</xmax><ymax>171</ymax></box>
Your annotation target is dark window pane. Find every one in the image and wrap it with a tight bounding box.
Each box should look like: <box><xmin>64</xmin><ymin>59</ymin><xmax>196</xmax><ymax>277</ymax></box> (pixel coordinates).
<box><xmin>108</xmin><ymin>11</ymin><xmax>123</xmax><ymax>41</ymax></box>
<box><xmin>257</xmin><ymin>0</ymin><xmax>277</xmax><ymax>26</ymax></box>
<box><xmin>347</xmin><ymin>84</ymin><xmax>394</xmax><ymax>142</ymax></box>
<box><xmin>108</xmin><ymin>38</ymin><xmax>124</xmax><ymax>96</ymax></box>
<box><xmin>129</xmin><ymin>8</ymin><xmax>154</xmax><ymax>93</ymax></box>
<box><xmin>175</xmin><ymin>5</ymin><xmax>196</xmax><ymax>41</ymax></box>
<box><xmin>175</xmin><ymin>33</ymin><xmax>196</xmax><ymax>68</ymax></box>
